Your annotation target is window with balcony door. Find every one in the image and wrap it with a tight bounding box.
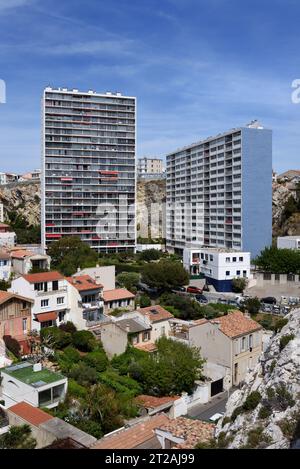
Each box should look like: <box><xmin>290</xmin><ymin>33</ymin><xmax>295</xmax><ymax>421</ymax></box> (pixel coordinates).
<box><xmin>57</xmin><ymin>297</ymin><xmax>65</xmax><ymax>305</ymax></box>
<box><xmin>22</xmin><ymin>318</ymin><xmax>27</xmax><ymax>333</ymax></box>
<box><xmin>41</xmin><ymin>299</ymin><xmax>49</xmax><ymax>308</ymax></box>
<box><xmin>241</xmin><ymin>336</ymin><xmax>246</xmax><ymax>351</ymax></box>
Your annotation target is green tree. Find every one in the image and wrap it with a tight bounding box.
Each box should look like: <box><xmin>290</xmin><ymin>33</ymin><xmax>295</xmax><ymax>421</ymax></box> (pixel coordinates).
<box><xmin>0</xmin><ymin>279</ymin><xmax>10</xmax><ymax>291</ymax></box>
<box><xmin>138</xmin><ymin>294</ymin><xmax>152</xmax><ymax>308</ymax></box>
<box><xmin>0</xmin><ymin>424</ymin><xmax>37</xmax><ymax>449</ymax></box>
<box><xmin>116</xmin><ymin>338</ymin><xmax>205</xmax><ymax>396</ymax></box>
<box><xmin>117</xmin><ymin>272</ymin><xmax>140</xmax><ymax>291</ymax></box>
<box><xmin>47</xmin><ymin>236</ymin><xmax>98</xmax><ymax>276</ymax></box>
<box><xmin>82</xmin><ymin>383</ymin><xmax>124</xmax><ymax>434</ymax></box>
<box><xmin>72</xmin><ymin>330</ymin><xmax>97</xmax><ymax>352</ymax></box>
<box><xmin>254</xmin><ymin>246</ymin><xmax>300</xmax><ymax>274</ymax></box>
<box><xmin>242</xmin><ymin>297</ymin><xmax>261</xmax><ymax>315</ymax></box>
<box><xmin>232</xmin><ymin>277</ymin><xmax>248</xmax><ymax>293</ymax></box>
<box><xmin>138</xmin><ymin>249</ymin><xmax>162</xmax><ymax>262</ymax></box>
<box><xmin>142</xmin><ymin>259</ymin><xmax>189</xmax><ymax>290</ymax></box>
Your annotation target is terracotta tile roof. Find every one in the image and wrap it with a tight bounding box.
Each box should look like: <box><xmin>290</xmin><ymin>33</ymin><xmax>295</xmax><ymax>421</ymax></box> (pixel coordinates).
<box><xmin>211</xmin><ymin>311</ymin><xmax>262</xmax><ymax>338</ymax></box>
<box><xmin>0</xmin><ymin>223</ymin><xmax>9</xmax><ymax>229</ymax></box>
<box><xmin>0</xmin><ymin>290</ymin><xmax>33</xmax><ymax>305</ymax></box>
<box><xmin>135</xmin><ymin>395</ymin><xmax>180</xmax><ymax>409</ymax></box>
<box><xmin>191</xmin><ymin>318</ymin><xmax>208</xmax><ymax>327</ymax></box>
<box><xmin>156</xmin><ymin>417</ymin><xmax>215</xmax><ymax>449</ymax></box>
<box><xmin>11</xmin><ymin>249</ymin><xmax>34</xmax><ymax>259</ymax></box>
<box><xmin>103</xmin><ymin>288</ymin><xmax>135</xmax><ymax>302</ymax></box>
<box><xmin>66</xmin><ymin>275</ymin><xmax>102</xmax><ymax>291</ymax></box>
<box><xmin>92</xmin><ymin>414</ymin><xmax>169</xmax><ymax>449</ymax></box>
<box><xmin>23</xmin><ymin>271</ymin><xmax>64</xmax><ymax>283</ymax></box>
<box><xmin>134</xmin><ymin>342</ymin><xmax>158</xmax><ymax>353</ymax></box>
<box><xmin>139</xmin><ymin>305</ymin><xmax>174</xmax><ymax>323</ymax></box>
<box><xmin>8</xmin><ymin>402</ymin><xmax>54</xmax><ymax>427</ymax></box>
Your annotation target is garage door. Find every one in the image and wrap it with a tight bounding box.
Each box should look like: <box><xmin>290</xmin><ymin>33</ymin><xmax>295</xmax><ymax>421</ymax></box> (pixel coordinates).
<box><xmin>211</xmin><ymin>379</ymin><xmax>224</xmax><ymax>397</ymax></box>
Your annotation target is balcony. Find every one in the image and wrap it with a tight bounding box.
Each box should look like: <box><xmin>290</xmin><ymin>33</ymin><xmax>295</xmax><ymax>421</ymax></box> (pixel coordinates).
<box><xmin>36</xmin><ymin>286</ymin><xmax>68</xmax><ymax>297</ymax></box>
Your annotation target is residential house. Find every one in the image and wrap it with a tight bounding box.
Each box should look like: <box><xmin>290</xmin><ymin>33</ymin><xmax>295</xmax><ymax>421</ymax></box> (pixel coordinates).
<box><xmin>0</xmin><ymin>250</ymin><xmax>11</xmax><ymax>281</ymax></box>
<box><xmin>103</xmin><ymin>288</ymin><xmax>135</xmax><ymax>314</ymax></box>
<box><xmin>183</xmin><ymin>247</ymin><xmax>251</xmax><ymax>292</ymax></box>
<box><xmin>10</xmin><ymin>248</ymin><xmax>51</xmax><ymax>275</ymax></box>
<box><xmin>92</xmin><ymin>414</ymin><xmax>169</xmax><ymax>449</ymax></box>
<box><xmin>74</xmin><ymin>265</ymin><xmax>115</xmax><ymax>291</ymax></box>
<box><xmin>6</xmin><ymin>401</ymin><xmax>96</xmax><ymax>449</ymax></box>
<box><xmin>0</xmin><ymin>291</ymin><xmax>33</xmax><ymax>354</ymax></box>
<box><xmin>92</xmin><ymin>414</ymin><xmax>214</xmax><ymax>450</ymax></box>
<box><xmin>0</xmin><ymin>223</ymin><xmax>16</xmax><ymax>249</ymax></box>
<box><xmin>98</xmin><ymin>313</ymin><xmax>152</xmax><ymax>358</ymax></box>
<box><xmin>66</xmin><ymin>275</ymin><xmax>105</xmax><ymax>329</ymax></box>
<box><xmin>138</xmin><ymin>305</ymin><xmax>173</xmax><ymax>342</ymax></box>
<box><xmin>154</xmin><ymin>417</ymin><xmax>215</xmax><ymax>449</ymax></box>
<box><xmin>173</xmin><ymin>311</ymin><xmax>263</xmax><ymax>387</ymax></box>
<box><xmin>9</xmin><ymin>272</ymin><xmax>70</xmax><ymax>332</ymax></box>
<box><xmin>0</xmin><ymin>361</ymin><xmax>67</xmax><ymax>409</ymax></box>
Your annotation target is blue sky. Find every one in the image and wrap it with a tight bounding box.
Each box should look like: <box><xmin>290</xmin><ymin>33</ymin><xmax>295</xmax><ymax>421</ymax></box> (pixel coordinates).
<box><xmin>0</xmin><ymin>0</ymin><xmax>300</xmax><ymax>173</ymax></box>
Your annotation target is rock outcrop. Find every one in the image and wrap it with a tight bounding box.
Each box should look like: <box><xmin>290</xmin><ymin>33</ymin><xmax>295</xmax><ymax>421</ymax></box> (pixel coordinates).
<box><xmin>273</xmin><ymin>179</ymin><xmax>300</xmax><ymax>237</ymax></box>
<box><xmin>216</xmin><ymin>309</ymin><xmax>300</xmax><ymax>449</ymax></box>
<box><xmin>137</xmin><ymin>179</ymin><xmax>166</xmax><ymax>239</ymax></box>
<box><xmin>0</xmin><ymin>181</ymin><xmax>41</xmax><ymax>226</ymax></box>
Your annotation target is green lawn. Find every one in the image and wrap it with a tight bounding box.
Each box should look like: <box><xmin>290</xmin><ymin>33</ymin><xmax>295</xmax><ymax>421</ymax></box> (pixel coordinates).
<box><xmin>4</xmin><ymin>364</ymin><xmax>65</xmax><ymax>385</ymax></box>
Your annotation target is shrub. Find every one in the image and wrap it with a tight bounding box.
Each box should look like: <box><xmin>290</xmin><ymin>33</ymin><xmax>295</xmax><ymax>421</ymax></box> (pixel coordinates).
<box><xmin>59</xmin><ymin>322</ymin><xmax>77</xmax><ymax>334</ymax></box>
<box><xmin>243</xmin><ymin>391</ymin><xmax>262</xmax><ymax>411</ymax></box>
<box><xmin>40</xmin><ymin>327</ymin><xmax>72</xmax><ymax>350</ymax></box>
<box><xmin>221</xmin><ymin>416</ymin><xmax>231</xmax><ymax>427</ymax></box>
<box><xmin>68</xmin><ymin>418</ymin><xmax>103</xmax><ymax>439</ymax></box>
<box><xmin>68</xmin><ymin>379</ymin><xmax>87</xmax><ymax>399</ymax></box>
<box><xmin>231</xmin><ymin>406</ymin><xmax>244</xmax><ymax>422</ymax></box>
<box><xmin>3</xmin><ymin>335</ymin><xmax>21</xmax><ymax>358</ymax></box>
<box><xmin>62</xmin><ymin>346</ymin><xmax>81</xmax><ymax>363</ymax></box>
<box><xmin>138</xmin><ymin>294</ymin><xmax>152</xmax><ymax>308</ymax></box>
<box><xmin>258</xmin><ymin>405</ymin><xmax>272</xmax><ymax>420</ymax></box>
<box><xmin>84</xmin><ymin>350</ymin><xmax>109</xmax><ymax>373</ymax></box>
<box><xmin>243</xmin><ymin>426</ymin><xmax>272</xmax><ymax>449</ymax></box>
<box><xmin>269</xmin><ymin>360</ymin><xmax>276</xmax><ymax>373</ymax></box>
<box><xmin>274</xmin><ymin>384</ymin><xmax>295</xmax><ymax>411</ymax></box>
<box><xmin>232</xmin><ymin>277</ymin><xmax>248</xmax><ymax>293</ymax></box>
<box><xmin>69</xmin><ymin>363</ymin><xmax>99</xmax><ymax>386</ymax></box>
<box><xmin>273</xmin><ymin>318</ymin><xmax>288</xmax><ymax>334</ymax></box>
<box><xmin>279</xmin><ymin>334</ymin><xmax>295</xmax><ymax>352</ymax></box>
<box><xmin>72</xmin><ymin>330</ymin><xmax>97</xmax><ymax>352</ymax></box>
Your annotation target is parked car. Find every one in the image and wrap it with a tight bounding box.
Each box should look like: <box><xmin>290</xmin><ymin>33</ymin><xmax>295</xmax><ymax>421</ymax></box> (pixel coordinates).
<box><xmin>187</xmin><ymin>286</ymin><xmax>203</xmax><ymax>295</ymax></box>
<box><xmin>138</xmin><ymin>282</ymin><xmax>160</xmax><ymax>295</ymax></box>
<box><xmin>209</xmin><ymin>412</ymin><xmax>224</xmax><ymax>423</ymax></box>
<box><xmin>218</xmin><ymin>298</ymin><xmax>228</xmax><ymax>304</ymax></box>
<box><xmin>172</xmin><ymin>286</ymin><xmax>187</xmax><ymax>293</ymax></box>
<box><xmin>196</xmin><ymin>294</ymin><xmax>209</xmax><ymax>304</ymax></box>
<box><xmin>262</xmin><ymin>304</ymin><xmax>273</xmax><ymax>313</ymax></box>
<box><xmin>227</xmin><ymin>299</ymin><xmax>239</xmax><ymax>307</ymax></box>
<box><xmin>261</xmin><ymin>296</ymin><xmax>277</xmax><ymax>305</ymax></box>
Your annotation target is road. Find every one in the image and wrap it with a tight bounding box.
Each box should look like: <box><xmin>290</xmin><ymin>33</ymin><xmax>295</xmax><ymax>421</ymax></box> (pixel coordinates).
<box><xmin>187</xmin><ymin>391</ymin><xmax>230</xmax><ymax>421</ymax></box>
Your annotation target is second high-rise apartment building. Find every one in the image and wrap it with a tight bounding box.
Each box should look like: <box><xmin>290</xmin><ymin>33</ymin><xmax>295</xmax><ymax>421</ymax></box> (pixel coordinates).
<box><xmin>166</xmin><ymin>121</ymin><xmax>272</xmax><ymax>258</ymax></box>
<box><xmin>42</xmin><ymin>87</ymin><xmax>136</xmax><ymax>253</ymax></box>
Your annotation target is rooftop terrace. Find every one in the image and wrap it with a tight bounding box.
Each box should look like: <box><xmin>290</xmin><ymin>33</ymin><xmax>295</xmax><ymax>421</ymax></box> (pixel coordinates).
<box><xmin>2</xmin><ymin>362</ymin><xmax>65</xmax><ymax>387</ymax></box>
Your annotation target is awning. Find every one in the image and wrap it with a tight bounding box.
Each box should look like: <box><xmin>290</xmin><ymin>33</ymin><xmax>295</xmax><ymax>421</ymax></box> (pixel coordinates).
<box><xmin>35</xmin><ymin>312</ymin><xmax>58</xmax><ymax>323</ymax></box>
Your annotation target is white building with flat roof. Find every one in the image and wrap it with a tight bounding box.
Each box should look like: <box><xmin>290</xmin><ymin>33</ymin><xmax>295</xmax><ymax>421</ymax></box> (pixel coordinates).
<box><xmin>277</xmin><ymin>236</ymin><xmax>300</xmax><ymax>250</ymax></box>
<box><xmin>166</xmin><ymin>121</ymin><xmax>272</xmax><ymax>258</ymax></box>
<box><xmin>183</xmin><ymin>247</ymin><xmax>251</xmax><ymax>292</ymax></box>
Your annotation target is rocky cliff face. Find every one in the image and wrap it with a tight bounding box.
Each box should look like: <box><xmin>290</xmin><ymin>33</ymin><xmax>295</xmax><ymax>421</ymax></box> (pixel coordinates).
<box><xmin>137</xmin><ymin>179</ymin><xmax>166</xmax><ymax>239</ymax></box>
<box><xmin>216</xmin><ymin>309</ymin><xmax>300</xmax><ymax>449</ymax></box>
<box><xmin>273</xmin><ymin>180</ymin><xmax>300</xmax><ymax>237</ymax></box>
<box><xmin>0</xmin><ymin>181</ymin><xmax>41</xmax><ymax>226</ymax></box>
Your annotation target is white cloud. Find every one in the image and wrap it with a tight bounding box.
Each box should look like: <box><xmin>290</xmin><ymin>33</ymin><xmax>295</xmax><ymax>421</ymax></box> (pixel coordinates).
<box><xmin>45</xmin><ymin>39</ymin><xmax>136</xmax><ymax>56</ymax></box>
<box><xmin>0</xmin><ymin>0</ymin><xmax>34</xmax><ymax>12</ymax></box>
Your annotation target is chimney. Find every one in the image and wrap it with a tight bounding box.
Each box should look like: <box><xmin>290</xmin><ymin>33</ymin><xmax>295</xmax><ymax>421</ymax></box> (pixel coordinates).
<box><xmin>77</xmin><ymin>267</ymin><xmax>81</xmax><ymax>273</ymax></box>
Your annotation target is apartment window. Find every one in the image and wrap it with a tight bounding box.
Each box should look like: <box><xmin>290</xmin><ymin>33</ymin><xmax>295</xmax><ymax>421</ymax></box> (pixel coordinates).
<box><xmin>239</xmin><ymin>257</ymin><xmax>244</xmax><ymax>262</ymax></box>
<box><xmin>236</xmin><ymin>270</ymin><xmax>241</xmax><ymax>276</ymax></box>
<box><xmin>143</xmin><ymin>331</ymin><xmax>150</xmax><ymax>342</ymax></box>
<box><xmin>249</xmin><ymin>334</ymin><xmax>253</xmax><ymax>349</ymax></box>
<box><xmin>242</xmin><ymin>337</ymin><xmax>246</xmax><ymax>351</ymax></box>
<box><xmin>226</xmin><ymin>257</ymin><xmax>230</xmax><ymax>263</ymax></box>
<box><xmin>226</xmin><ymin>271</ymin><xmax>230</xmax><ymax>276</ymax></box>
<box><xmin>22</xmin><ymin>318</ymin><xmax>27</xmax><ymax>333</ymax></box>
<box><xmin>210</xmin><ymin>255</ymin><xmax>214</xmax><ymax>261</ymax></box>
<box><xmin>243</xmin><ymin>271</ymin><xmax>247</xmax><ymax>278</ymax></box>
<box><xmin>57</xmin><ymin>297</ymin><xmax>65</xmax><ymax>305</ymax></box>
<box><xmin>59</xmin><ymin>311</ymin><xmax>66</xmax><ymax>322</ymax></box>
<box><xmin>41</xmin><ymin>299</ymin><xmax>49</xmax><ymax>308</ymax></box>
<box><xmin>233</xmin><ymin>257</ymin><xmax>237</xmax><ymax>262</ymax></box>
<box><xmin>52</xmin><ymin>280</ymin><xmax>59</xmax><ymax>291</ymax></box>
